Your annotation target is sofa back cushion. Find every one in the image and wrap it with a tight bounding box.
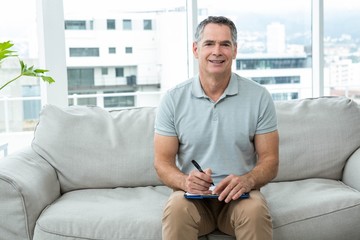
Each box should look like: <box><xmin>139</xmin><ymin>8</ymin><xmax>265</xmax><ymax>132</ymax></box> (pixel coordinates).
<box><xmin>32</xmin><ymin>105</ymin><xmax>162</xmax><ymax>193</ymax></box>
<box><xmin>274</xmin><ymin>97</ymin><xmax>360</xmax><ymax>181</ymax></box>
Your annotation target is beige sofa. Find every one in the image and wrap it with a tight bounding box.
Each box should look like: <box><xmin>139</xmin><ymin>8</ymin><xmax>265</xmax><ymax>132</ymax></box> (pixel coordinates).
<box><xmin>0</xmin><ymin>96</ymin><xmax>359</xmax><ymax>240</ymax></box>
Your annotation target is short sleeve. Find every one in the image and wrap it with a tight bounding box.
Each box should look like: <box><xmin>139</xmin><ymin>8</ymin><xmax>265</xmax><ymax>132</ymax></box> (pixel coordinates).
<box><xmin>154</xmin><ymin>92</ymin><xmax>178</xmax><ymax>136</ymax></box>
<box><xmin>256</xmin><ymin>89</ymin><xmax>278</xmax><ymax>134</ymax></box>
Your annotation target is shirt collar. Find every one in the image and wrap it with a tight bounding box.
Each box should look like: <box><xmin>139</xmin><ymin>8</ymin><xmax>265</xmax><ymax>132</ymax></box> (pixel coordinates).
<box><xmin>192</xmin><ymin>73</ymin><xmax>239</xmax><ymax>99</ymax></box>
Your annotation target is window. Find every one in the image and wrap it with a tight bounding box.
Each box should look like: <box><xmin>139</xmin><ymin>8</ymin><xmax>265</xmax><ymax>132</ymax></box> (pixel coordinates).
<box><xmin>115</xmin><ymin>67</ymin><xmax>124</xmax><ymax>77</ymax></box>
<box><xmin>123</xmin><ymin>19</ymin><xmax>132</xmax><ymax>30</ymax></box>
<box><xmin>251</xmin><ymin>76</ymin><xmax>300</xmax><ymax>85</ymax></box>
<box><xmin>68</xmin><ymin>92</ymin><xmax>97</xmax><ymax>106</ymax></box>
<box><xmin>69</xmin><ymin>48</ymin><xmax>99</xmax><ymax>57</ymax></box>
<box><xmin>65</xmin><ymin>20</ymin><xmax>86</xmax><ymax>30</ymax></box>
<box><xmin>104</xmin><ymin>92</ymin><xmax>135</xmax><ymax>108</ymax></box>
<box><xmin>107</xmin><ymin>19</ymin><xmax>116</xmax><ymax>30</ymax></box>
<box><xmin>67</xmin><ymin>68</ymin><xmax>95</xmax><ymax>88</ymax></box>
<box><xmin>236</xmin><ymin>58</ymin><xmax>307</xmax><ymax>70</ymax></box>
<box><xmin>101</xmin><ymin>68</ymin><xmax>108</xmax><ymax>75</ymax></box>
<box><xmin>22</xmin><ymin>85</ymin><xmax>41</xmax><ymax>120</ymax></box>
<box><xmin>125</xmin><ymin>47</ymin><xmax>133</xmax><ymax>54</ymax></box>
<box><xmin>271</xmin><ymin>92</ymin><xmax>299</xmax><ymax>101</ymax></box>
<box><xmin>126</xmin><ymin>75</ymin><xmax>137</xmax><ymax>85</ymax></box>
<box><xmin>0</xmin><ymin>0</ymin><xmax>43</xmax><ymax>133</ymax></box>
<box><xmin>324</xmin><ymin>0</ymin><xmax>360</xmax><ymax>99</ymax></box>
<box><xmin>109</xmin><ymin>47</ymin><xmax>116</xmax><ymax>54</ymax></box>
<box><xmin>143</xmin><ymin>19</ymin><xmax>152</xmax><ymax>30</ymax></box>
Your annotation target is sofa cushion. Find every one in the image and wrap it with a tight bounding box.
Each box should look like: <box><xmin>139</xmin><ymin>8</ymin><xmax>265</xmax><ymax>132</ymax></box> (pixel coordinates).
<box><xmin>262</xmin><ymin>179</ymin><xmax>360</xmax><ymax>240</ymax></box>
<box><xmin>32</xmin><ymin>105</ymin><xmax>162</xmax><ymax>193</ymax></box>
<box><xmin>274</xmin><ymin>97</ymin><xmax>360</xmax><ymax>181</ymax></box>
<box><xmin>33</xmin><ymin>186</ymin><xmax>171</xmax><ymax>240</ymax></box>
<box><xmin>33</xmin><ymin>180</ymin><xmax>360</xmax><ymax>240</ymax></box>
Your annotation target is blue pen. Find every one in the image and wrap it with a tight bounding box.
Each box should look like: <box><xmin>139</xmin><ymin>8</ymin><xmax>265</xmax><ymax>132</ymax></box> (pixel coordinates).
<box><xmin>191</xmin><ymin>160</ymin><xmax>215</xmax><ymax>186</ymax></box>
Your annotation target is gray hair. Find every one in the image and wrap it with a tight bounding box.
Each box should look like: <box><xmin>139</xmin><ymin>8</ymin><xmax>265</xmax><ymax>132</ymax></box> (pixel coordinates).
<box><xmin>194</xmin><ymin>16</ymin><xmax>237</xmax><ymax>45</ymax></box>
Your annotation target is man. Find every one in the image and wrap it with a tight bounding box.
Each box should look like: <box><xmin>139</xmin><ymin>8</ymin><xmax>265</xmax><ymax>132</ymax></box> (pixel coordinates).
<box><xmin>154</xmin><ymin>16</ymin><xmax>279</xmax><ymax>240</ymax></box>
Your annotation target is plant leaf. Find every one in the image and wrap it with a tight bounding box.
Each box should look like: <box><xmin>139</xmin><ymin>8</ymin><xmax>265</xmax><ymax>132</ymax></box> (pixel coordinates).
<box><xmin>20</xmin><ymin>59</ymin><xmax>26</xmax><ymax>70</ymax></box>
<box><xmin>22</xmin><ymin>65</ymin><xmax>37</xmax><ymax>77</ymax></box>
<box><xmin>0</xmin><ymin>41</ymin><xmax>17</xmax><ymax>62</ymax></box>
<box><xmin>41</xmin><ymin>75</ymin><xmax>55</xmax><ymax>84</ymax></box>
<box><xmin>0</xmin><ymin>41</ymin><xmax>56</xmax><ymax>91</ymax></box>
<box><xmin>0</xmin><ymin>41</ymin><xmax>14</xmax><ymax>51</ymax></box>
<box><xmin>34</xmin><ymin>69</ymin><xmax>49</xmax><ymax>74</ymax></box>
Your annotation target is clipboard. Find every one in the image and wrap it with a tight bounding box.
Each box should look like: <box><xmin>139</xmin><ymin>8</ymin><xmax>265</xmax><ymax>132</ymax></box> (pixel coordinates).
<box><xmin>184</xmin><ymin>192</ymin><xmax>249</xmax><ymax>200</ymax></box>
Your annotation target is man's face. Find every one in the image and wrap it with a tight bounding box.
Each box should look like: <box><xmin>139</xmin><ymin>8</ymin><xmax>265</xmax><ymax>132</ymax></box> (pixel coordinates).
<box><xmin>193</xmin><ymin>23</ymin><xmax>237</xmax><ymax>77</ymax></box>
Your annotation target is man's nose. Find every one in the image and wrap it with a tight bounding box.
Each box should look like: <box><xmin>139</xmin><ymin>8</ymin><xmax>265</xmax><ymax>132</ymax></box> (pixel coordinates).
<box><xmin>212</xmin><ymin>44</ymin><xmax>222</xmax><ymax>55</ymax></box>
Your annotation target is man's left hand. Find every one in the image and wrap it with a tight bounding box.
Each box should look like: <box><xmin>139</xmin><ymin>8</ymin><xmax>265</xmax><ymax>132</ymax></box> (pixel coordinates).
<box><xmin>212</xmin><ymin>174</ymin><xmax>254</xmax><ymax>203</ymax></box>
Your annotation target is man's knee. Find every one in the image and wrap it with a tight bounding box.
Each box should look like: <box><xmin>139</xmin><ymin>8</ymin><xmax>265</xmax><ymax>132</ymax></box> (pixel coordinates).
<box><xmin>162</xmin><ymin>191</ymin><xmax>206</xmax><ymax>240</ymax></box>
<box><xmin>234</xmin><ymin>191</ymin><xmax>271</xmax><ymax>223</ymax></box>
<box><xmin>163</xmin><ymin>191</ymin><xmax>200</xmax><ymax>224</ymax></box>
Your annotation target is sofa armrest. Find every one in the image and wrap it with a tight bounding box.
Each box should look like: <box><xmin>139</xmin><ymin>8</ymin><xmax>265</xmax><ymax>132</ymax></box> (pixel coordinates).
<box><xmin>0</xmin><ymin>147</ymin><xmax>60</xmax><ymax>240</ymax></box>
<box><xmin>343</xmin><ymin>147</ymin><xmax>360</xmax><ymax>191</ymax></box>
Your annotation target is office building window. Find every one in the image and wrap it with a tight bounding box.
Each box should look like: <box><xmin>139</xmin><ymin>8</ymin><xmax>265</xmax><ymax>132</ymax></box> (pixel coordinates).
<box><xmin>68</xmin><ymin>92</ymin><xmax>97</xmax><ymax>106</ymax></box>
<box><xmin>67</xmin><ymin>68</ymin><xmax>95</xmax><ymax>88</ymax></box>
<box><xmin>251</xmin><ymin>76</ymin><xmax>300</xmax><ymax>85</ymax></box>
<box><xmin>123</xmin><ymin>19</ymin><xmax>132</xmax><ymax>30</ymax></box>
<box><xmin>101</xmin><ymin>68</ymin><xmax>108</xmax><ymax>75</ymax></box>
<box><xmin>126</xmin><ymin>75</ymin><xmax>137</xmax><ymax>86</ymax></box>
<box><xmin>325</xmin><ymin>1</ymin><xmax>360</xmax><ymax>99</ymax></box>
<box><xmin>104</xmin><ymin>92</ymin><xmax>135</xmax><ymax>108</ymax></box>
<box><xmin>143</xmin><ymin>19</ymin><xmax>152</xmax><ymax>30</ymax></box>
<box><xmin>236</xmin><ymin>58</ymin><xmax>307</xmax><ymax>70</ymax></box>
<box><xmin>69</xmin><ymin>48</ymin><xmax>99</xmax><ymax>57</ymax></box>
<box><xmin>107</xmin><ymin>19</ymin><xmax>116</xmax><ymax>30</ymax></box>
<box><xmin>125</xmin><ymin>47</ymin><xmax>133</xmax><ymax>54</ymax></box>
<box><xmin>272</xmin><ymin>92</ymin><xmax>299</xmax><ymax>101</ymax></box>
<box><xmin>115</xmin><ymin>67</ymin><xmax>124</xmax><ymax>77</ymax></box>
<box><xmin>65</xmin><ymin>20</ymin><xmax>86</xmax><ymax>30</ymax></box>
<box><xmin>22</xmin><ymin>85</ymin><xmax>41</xmax><ymax>120</ymax></box>
<box><xmin>109</xmin><ymin>47</ymin><xmax>116</xmax><ymax>54</ymax></box>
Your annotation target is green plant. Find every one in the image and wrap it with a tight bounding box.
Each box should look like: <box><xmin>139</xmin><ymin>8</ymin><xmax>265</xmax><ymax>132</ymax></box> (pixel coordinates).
<box><xmin>0</xmin><ymin>41</ymin><xmax>55</xmax><ymax>91</ymax></box>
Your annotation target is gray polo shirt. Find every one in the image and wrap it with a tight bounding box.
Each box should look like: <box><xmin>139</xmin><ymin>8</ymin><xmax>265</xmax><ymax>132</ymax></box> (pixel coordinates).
<box><xmin>155</xmin><ymin>73</ymin><xmax>277</xmax><ymax>185</ymax></box>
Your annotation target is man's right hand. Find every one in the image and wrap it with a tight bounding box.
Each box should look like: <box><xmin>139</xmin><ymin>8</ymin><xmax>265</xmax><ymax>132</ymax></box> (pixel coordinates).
<box><xmin>185</xmin><ymin>168</ymin><xmax>213</xmax><ymax>194</ymax></box>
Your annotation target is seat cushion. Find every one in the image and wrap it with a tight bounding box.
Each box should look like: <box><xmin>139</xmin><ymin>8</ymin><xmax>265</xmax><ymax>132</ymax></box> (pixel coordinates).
<box><xmin>33</xmin><ymin>181</ymin><xmax>360</xmax><ymax>240</ymax></box>
<box><xmin>33</xmin><ymin>186</ymin><xmax>172</xmax><ymax>240</ymax></box>
<box><xmin>262</xmin><ymin>179</ymin><xmax>360</xmax><ymax>240</ymax></box>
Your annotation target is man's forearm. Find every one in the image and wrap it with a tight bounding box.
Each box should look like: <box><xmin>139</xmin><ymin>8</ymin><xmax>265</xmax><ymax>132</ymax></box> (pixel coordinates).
<box><xmin>154</xmin><ymin>160</ymin><xmax>187</xmax><ymax>191</ymax></box>
<box><xmin>246</xmin><ymin>159</ymin><xmax>278</xmax><ymax>190</ymax></box>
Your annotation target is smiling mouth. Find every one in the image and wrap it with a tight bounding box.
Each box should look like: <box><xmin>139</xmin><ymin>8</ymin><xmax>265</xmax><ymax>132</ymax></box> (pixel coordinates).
<box><xmin>209</xmin><ymin>60</ymin><xmax>225</xmax><ymax>64</ymax></box>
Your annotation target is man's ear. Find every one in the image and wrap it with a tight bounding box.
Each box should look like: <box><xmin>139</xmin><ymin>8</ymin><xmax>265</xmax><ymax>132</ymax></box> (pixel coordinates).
<box><xmin>232</xmin><ymin>44</ymin><xmax>238</xmax><ymax>59</ymax></box>
<box><xmin>193</xmin><ymin>42</ymin><xmax>199</xmax><ymax>59</ymax></box>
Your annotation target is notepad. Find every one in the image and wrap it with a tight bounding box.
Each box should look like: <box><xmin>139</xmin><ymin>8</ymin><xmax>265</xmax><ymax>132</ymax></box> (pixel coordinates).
<box><xmin>184</xmin><ymin>186</ymin><xmax>250</xmax><ymax>199</ymax></box>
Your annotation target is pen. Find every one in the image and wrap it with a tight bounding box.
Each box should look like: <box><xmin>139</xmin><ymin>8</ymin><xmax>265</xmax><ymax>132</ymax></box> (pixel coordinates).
<box><xmin>191</xmin><ymin>160</ymin><xmax>215</xmax><ymax>186</ymax></box>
